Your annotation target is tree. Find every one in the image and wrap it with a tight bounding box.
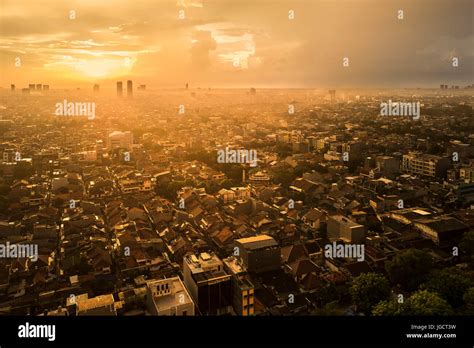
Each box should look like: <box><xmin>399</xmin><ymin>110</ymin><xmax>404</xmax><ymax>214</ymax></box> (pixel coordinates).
<box><xmin>372</xmin><ymin>298</ymin><xmax>405</xmax><ymax>316</ymax></box>
<box><xmin>275</xmin><ymin>143</ymin><xmax>292</xmax><ymax>158</ymax></box>
<box><xmin>460</xmin><ymin>231</ymin><xmax>474</xmax><ymax>266</ymax></box>
<box><xmin>350</xmin><ymin>273</ymin><xmax>391</xmax><ymax>313</ymax></box>
<box><xmin>463</xmin><ymin>287</ymin><xmax>474</xmax><ymax>315</ymax></box>
<box><xmin>155</xmin><ymin>180</ymin><xmax>187</xmax><ymax>200</ymax></box>
<box><xmin>271</xmin><ymin>164</ymin><xmax>296</xmax><ymax>188</ymax></box>
<box><xmin>404</xmin><ymin>290</ymin><xmax>453</xmax><ymax>315</ymax></box>
<box><xmin>219</xmin><ymin>164</ymin><xmax>243</xmax><ymax>182</ymax></box>
<box><xmin>385</xmin><ymin>249</ymin><xmax>433</xmax><ymax>291</ymax></box>
<box><xmin>312</xmin><ymin>301</ymin><xmax>345</xmax><ymax>316</ymax></box>
<box><xmin>373</xmin><ymin>290</ymin><xmax>453</xmax><ymax>316</ymax></box>
<box><xmin>423</xmin><ymin>267</ymin><xmax>474</xmax><ymax>307</ymax></box>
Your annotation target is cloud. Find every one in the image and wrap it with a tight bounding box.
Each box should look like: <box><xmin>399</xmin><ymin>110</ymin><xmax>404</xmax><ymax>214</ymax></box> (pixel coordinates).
<box><xmin>191</xmin><ymin>30</ymin><xmax>217</xmax><ymax>69</ymax></box>
<box><xmin>0</xmin><ymin>0</ymin><xmax>472</xmax><ymax>87</ymax></box>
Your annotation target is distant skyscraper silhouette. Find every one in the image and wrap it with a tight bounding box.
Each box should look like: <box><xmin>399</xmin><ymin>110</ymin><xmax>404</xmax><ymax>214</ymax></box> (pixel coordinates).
<box><xmin>29</xmin><ymin>84</ymin><xmax>35</xmax><ymax>91</ymax></box>
<box><xmin>10</xmin><ymin>84</ymin><xmax>15</xmax><ymax>92</ymax></box>
<box><xmin>93</xmin><ymin>84</ymin><xmax>100</xmax><ymax>93</ymax></box>
<box><xmin>43</xmin><ymin>85</ymin><xmax>49</xmax><ymax>91</ymax></box>
<box><xmin>36</xmin><ymin>84</ymin><xmax>42</xmax><ymax>91</ymax></box>
<box><xmin>186</xmin><ymin>83</ymin><xmax>189</xmax><ymax>90</ymax></box>
<box><xmin>117</xmin><ymin>81</ymin><xmax>123</xmax><ymax>97</ymax></box>
<box><xmin>127</xmin><ymin>80</ymin><xmax>133</xmax><ymax>97</ymax></box>
<box><xmin>329</xmin><ymin>90</ymin><xmax>336</xmax><ymax>102</ymax></box>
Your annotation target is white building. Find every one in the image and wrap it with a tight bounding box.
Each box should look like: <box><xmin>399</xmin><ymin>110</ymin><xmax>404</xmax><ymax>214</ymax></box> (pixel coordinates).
<box><xmin>146</xmin><ymin>277</ymin><xmax>195</xmax><ymax>316</ymax></box>
<box><xmin>107</xmin><ymin>131</ymin><xmax>133</xmax><ymax>150</ymax></box>
<box><xmin>327</xmin><ymin>215</ymin><xmax>365</xmax><ymax>243</ymax></box>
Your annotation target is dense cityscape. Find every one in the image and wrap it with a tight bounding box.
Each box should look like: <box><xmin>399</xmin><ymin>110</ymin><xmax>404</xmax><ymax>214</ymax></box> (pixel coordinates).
<box><xmin>0</xmin><ymin>84</ymin><xmax>473</xmax><ymax>317</ymax></box>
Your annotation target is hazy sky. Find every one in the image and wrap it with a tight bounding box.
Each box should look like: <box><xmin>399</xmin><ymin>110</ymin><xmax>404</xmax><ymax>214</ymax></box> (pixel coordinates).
<box><xmin>1</xmin><ymin>0</ymin><xmax>472</xmax><ymax>88</ymax></box>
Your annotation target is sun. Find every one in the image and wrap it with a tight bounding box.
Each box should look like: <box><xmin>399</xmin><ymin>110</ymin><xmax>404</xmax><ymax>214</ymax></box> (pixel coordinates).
<box><xmin>74</xmin><ymin>58</ymin><xmax>133</xmax><ymax>78</ymax></box>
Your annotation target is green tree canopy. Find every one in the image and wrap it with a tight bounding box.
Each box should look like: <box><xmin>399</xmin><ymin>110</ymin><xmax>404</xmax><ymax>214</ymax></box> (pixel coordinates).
<box><xmin>460</xmin><ymin>231</ymin><xmax>474</xmax><ymax>266</ymax></box>
<box><xmin>373</xmin><ymin>290</ymin><xmax>453</xmax><ymax>316</ymax></box>
<box><xmin>463</xmin><ymin>287</ymin><xmax>474</xmax><ymax>315</ymax></box>
<box><xmin>385</xmin><ymin>249</ymin><xmax>433</xmax><ymax>291</ymax></box>
<box><xmin>422</xmin><ymin>267</ymin><xmax>474</xmax><ymax>307</ymax></box>
<box><xmin>350</xmin><ymin>272</ymin><xmax>391</xmax><ymax>314</ymax></box>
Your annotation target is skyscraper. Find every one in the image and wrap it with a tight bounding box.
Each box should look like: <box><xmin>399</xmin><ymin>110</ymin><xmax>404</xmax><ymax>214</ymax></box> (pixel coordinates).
<box><xmin>127</xmin><ymin>80</ymin><xmax>133</xmax><ymax>98</ymax></box>
<box><xmin>36</xmin><ymin>84</ymin><xmax>42</xmax><ymax>91</ymax></box>
<box><xmin>329</xmin><ymin>90</ymin><xmax>336</xmax><ymax>102</ymax></box>
<box><xmin>93</xmin><ymin>84</ymin><xmax>100</xmax><ymax>93</ymax></box>
<box><xmin>10</xmin><ymin>84</ymin><xmax>15</xmax><ymax>92</ymax></box>
<box><xmin>43</xmin><ymin>85</ymin><xmax>49</xmax><ymax>91</ymax></box>
<box><xmin>29</xmin><ymin>84</ymin><xmax>35</xmax><ymax>91</ymax></box>
<box><xmin>116</xmin><ymin>81</ymin><xmax>123</xmax><ymax>97</ymax></box>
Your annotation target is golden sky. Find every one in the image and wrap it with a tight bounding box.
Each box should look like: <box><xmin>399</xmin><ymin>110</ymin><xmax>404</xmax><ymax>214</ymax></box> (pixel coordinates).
<box><xmin>1</xmin><ymin>0</ymin><xmax>472</xmax><ymax>88</ymax></box>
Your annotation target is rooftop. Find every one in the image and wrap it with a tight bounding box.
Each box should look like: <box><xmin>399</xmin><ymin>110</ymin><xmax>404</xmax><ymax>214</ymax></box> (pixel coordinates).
<box><xmin>235</xmin><ymin>235</ymin><xmax>278</xmax><ymax>250</ymax></box>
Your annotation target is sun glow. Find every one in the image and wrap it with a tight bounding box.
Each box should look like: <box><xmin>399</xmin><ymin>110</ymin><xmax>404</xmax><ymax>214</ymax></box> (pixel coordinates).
<box><xmin>73</xmin><ymin>58</ymin><xmax>132</xmax><ymax>78</ymax></box>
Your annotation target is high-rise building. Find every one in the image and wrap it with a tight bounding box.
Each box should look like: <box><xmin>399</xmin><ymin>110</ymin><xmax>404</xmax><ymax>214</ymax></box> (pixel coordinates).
<box><xmin>234</xmin><ymin>235</ymin><xmax>281</xmax><ymax>273</ymax></box>
<box><xmin>93</xmin><ymin>84</ymin><xmax>100</xmax><ymax>93</ymax></box>
<box><xmin>183</xmin><ymin>252</ymin><xmax>232</xmax><ymax>315</ymax></box>
<box><xmin>223</xmin><ymin>256</ymin><xmax>255</xmax><ymax>316</ymax></box>
<box><xmin>137</xmin><ymin>84</ymin><xmax>146</xmax><ymax>91</ymax></box>
<box><xmin>127</xmin><ymin>80</ymin><xmax>133</xmax><ymax>97</ymax></box>
<box><xmin>186</xmin><ymin>83</ymin><xmax>189</xmax><ymax>90</ymax></box>
<box><xmin>29</xmin><ymin>84</ymin><xmax>35</xmax><ymax>91</ymax></box>
<box><xmin>10</xmin><ymin>84</ymin><xmax>15</xmax><ymax>92</ymax></box>
<box><xmin>329</xmin><ymin>89</ymin><xmax>336</xmax><ymax>102</ymax></box>
<box><xmin>43</xmin><ymin>85</ymin><xmax>49</xmax><ymax>91</ymax></box>
<box><xmin>36</xmin><ymin>84</ymin><xmax>42</xmax><ymax>91</ymax></box>
<box><xmin>116</xmin><ymin>81</ymin><xmax>123</xmax><ymax>97</ymax></box>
